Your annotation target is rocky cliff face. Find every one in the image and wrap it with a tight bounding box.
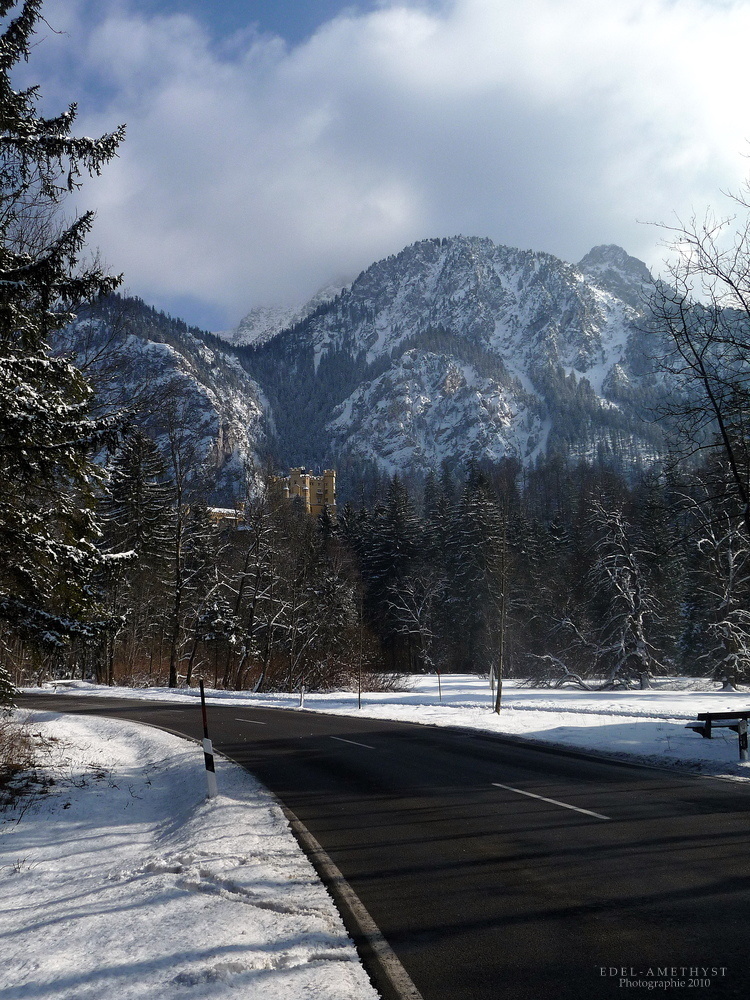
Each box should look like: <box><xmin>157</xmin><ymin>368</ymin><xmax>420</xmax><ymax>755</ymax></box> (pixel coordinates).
<box><xmin>60</xmin><ymin>295</ymin><xmax>269</xmax><ymax>497</ymax></box>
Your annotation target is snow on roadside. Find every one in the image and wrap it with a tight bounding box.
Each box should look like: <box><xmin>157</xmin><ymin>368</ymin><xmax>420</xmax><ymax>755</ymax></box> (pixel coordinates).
<box><xmin>0</xmin><ymin>712</ymin><xmax>380</xmax><ymax>1000</ymax></box>
<box><xmin>27</xmin><ymin>675</ymin><xmax>750</xmax><ymax>780</ymax></box>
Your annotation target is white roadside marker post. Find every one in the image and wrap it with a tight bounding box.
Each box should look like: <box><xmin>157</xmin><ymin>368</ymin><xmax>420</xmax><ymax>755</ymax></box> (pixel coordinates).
<box><xmin>739</xmin><ymin>718</ymin><xmax>749</xmax><ymax>762</ymax></box>
<box><xmin>199</xmin><ymin>679</ymin><xmax>218</xmax><ymax>799</ymax></box>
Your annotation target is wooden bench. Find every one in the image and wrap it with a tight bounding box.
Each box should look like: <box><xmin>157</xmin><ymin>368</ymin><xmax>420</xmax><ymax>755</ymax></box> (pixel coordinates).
<box><xmin>686</xmin><ymin>711</ymin><xmax>750</xmax><ymax>760</ymax></box>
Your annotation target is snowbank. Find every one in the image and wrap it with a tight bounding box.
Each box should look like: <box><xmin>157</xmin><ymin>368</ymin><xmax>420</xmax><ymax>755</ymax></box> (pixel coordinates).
<box><xmin>0</xmin><ymin>712</ymin><xmax>379</xmax><ymax>1000</ymax></box>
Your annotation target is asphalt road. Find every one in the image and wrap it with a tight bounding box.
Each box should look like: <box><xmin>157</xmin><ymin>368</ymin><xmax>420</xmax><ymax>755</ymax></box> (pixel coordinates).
<box><xmin>19</xmin><ymin>693</ymin><xmax>750</xmax><ymax>999</ymax></box>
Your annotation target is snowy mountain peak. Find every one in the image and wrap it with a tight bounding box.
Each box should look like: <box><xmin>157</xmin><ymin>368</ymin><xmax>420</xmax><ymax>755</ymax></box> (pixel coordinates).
<box><xmin>223</xmin><ymin>282</ymin><xmax>350</xmax><ymax>348</ymax></box>
<box><xmin>578</xmin><ymin>244</ymin><xmax>642</xmax><ymax>270</ymax></box>
<box><xmin>576</xmin><ymin>245</ymin><xmax>653</xmax><ymax>309</ymax></box>
<box><xmin>233</xmin><ymin>305</ymin><xmax>298</xmax><ymax>347</ymax></box>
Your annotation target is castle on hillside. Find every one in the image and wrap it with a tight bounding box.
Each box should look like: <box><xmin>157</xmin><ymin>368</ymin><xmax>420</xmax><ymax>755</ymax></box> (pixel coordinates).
<box><xmin>275</xmin><ymin>467</ymin><xmax>337</xmax><ymax>517</ymax></box>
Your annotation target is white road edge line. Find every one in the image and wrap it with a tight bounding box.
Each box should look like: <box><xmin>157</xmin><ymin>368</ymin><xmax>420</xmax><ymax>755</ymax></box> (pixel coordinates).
<box><xmin>330</xmin><ymin>736</ymin><xmax>376</xmax><ymax>750</ymax></box>
<box><xmin>281</xmin><ymin>804</ymin><xmax>425</xmax><ymax>1000</ymax></box>
<box><xmin>491</xmin><ymin>782</ymin><xmax>610</xmax><ymax>820</ymax></box>
<box><xmin>235</xmin><ymin>718</ymin><xmax>267</xmax><ymax>725</ymax></box>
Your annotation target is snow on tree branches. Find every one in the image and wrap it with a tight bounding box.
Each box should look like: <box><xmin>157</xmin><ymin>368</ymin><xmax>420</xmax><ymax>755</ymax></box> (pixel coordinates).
<box><xmin>0</xmin><ymin>1</ymin><xmax>125</xmax><ymax>697</ymax></box>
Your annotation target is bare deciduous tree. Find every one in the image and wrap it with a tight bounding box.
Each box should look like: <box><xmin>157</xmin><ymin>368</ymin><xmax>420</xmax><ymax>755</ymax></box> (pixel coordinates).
<box><xmin>651</xmin><ymin>190</ymin><xmax>750</xmax><ymax>535</ymax></box>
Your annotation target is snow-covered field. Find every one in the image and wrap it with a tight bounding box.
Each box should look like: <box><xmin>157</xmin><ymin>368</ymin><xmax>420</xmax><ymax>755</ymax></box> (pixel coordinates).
<box><xmin>31</xmin><ymin>674</ymin><xmax>750</xmax><ymax>779</ymax></box>
<box><xmin>0</xmin><ymin>713</ymin><xmax>379</xmax><ymax>1000</ymax></box>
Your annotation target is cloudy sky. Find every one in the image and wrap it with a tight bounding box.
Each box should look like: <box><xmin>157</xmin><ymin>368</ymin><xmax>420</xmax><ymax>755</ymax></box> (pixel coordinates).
<box><xmin>25</xmin><ymin>0</ymin><xmax>750</xmax><ymax>330</ymax></box>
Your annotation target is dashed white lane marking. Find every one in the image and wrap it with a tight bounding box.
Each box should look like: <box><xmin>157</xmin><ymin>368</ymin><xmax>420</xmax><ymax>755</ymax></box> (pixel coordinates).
<box><xmin>235</xmin><ymin>718</ymin><xmax>267</xmax><ymax>725</ymax></box>
<box><xmin>491</xmin><ymin>782</ymin><xmax>610</xmax><ymax>820</ymax></box>
<box><xmin>330</xmin><ymin>736</ymin><xmax>376</xmax><ymax>750</ymax></box>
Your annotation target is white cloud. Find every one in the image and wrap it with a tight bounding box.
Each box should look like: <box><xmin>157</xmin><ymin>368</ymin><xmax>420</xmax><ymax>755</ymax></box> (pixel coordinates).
<box><xmin>27</xmin><ymin>0</ymin><xmax>750</xmax><ymax>326</ymax></box>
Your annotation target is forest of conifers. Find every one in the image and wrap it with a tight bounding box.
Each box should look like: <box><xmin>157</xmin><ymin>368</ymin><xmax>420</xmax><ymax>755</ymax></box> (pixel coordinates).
<box><xmin>8</xmin><ymin>440</ymin><xmax>747</xmax><ymax>694</ymax></box>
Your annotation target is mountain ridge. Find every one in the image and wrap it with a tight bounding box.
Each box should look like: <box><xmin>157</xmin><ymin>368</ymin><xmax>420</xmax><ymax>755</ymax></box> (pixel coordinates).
<box><xmin>61</xmin><ymin>236</ymin><xmax>669</xmax><ymax>496</ymax></box>
<box><xmin>237</xmin><ymin>236</ymin><xmax>665</xmax><ymax>476</ymax></box>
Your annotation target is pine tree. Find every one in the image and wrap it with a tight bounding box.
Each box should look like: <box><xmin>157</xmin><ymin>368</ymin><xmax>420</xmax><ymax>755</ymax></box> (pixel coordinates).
<box><xmin>101</xmin><ymin>429</ymin><xmax>175</xmax><ymax>563</ymax></box>
<box><xmin>365</xmin><ymin>476</ymin><xmax>422</xmax><ymax>656</ymax></box>
<box><xmin>0</xmin><ymin>1</ymin><xmax>125</xmax><ymax>695</ymax></box>
<box><xmin>182</xmin><ymin>502</ymin><xmax>225</xmax><ymax>687</ymax></box>
<box><xmin>158</xmin><ymin>395</ymin><xmax>210</xmax><ymax>688</ymax></box>
<box><xmin>99</xmin><ymin>429</ymin><xmax>175</xmax><ymax>683</ymax></box>
<box><xmin>445</xmin><ymin>468</ymin><xmax>505</xmax><ymax>673</ymax></box>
